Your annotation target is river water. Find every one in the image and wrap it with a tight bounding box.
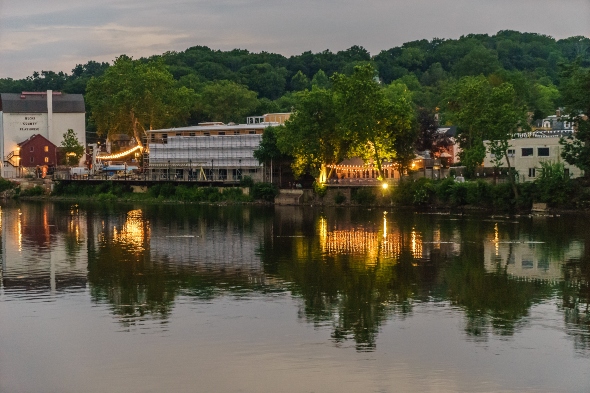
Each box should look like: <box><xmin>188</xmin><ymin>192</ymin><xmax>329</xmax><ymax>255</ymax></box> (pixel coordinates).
<box><xmin>0</xmin><ymin>201</ymin><xmax>588</xmax><ymax>393</ymax></box>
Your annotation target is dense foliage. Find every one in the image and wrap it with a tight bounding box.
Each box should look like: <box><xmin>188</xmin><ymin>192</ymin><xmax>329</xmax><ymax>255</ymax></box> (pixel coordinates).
<box><xmin>1</xmin><ymin>31</ymin><xmax>588</xmax><ymax>130</ymax></box>
<box><xmin>51</xmin><ymin>181</ymin><xmax>278</xmax><ymax>203</ymax></box>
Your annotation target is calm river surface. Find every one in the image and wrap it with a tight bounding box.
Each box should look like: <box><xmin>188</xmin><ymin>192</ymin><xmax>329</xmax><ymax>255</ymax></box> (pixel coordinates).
<box><xmin>0</xmin><ymin>201</ymin><xmax>589</xmax><ymax>393</ymax></box>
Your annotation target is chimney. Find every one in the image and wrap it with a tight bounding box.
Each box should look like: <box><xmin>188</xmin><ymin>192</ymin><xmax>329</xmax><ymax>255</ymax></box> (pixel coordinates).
<box><xmin>47</xmin><ymin>90</ymin><xmax>53</xmax><ymax>140</ymax></box>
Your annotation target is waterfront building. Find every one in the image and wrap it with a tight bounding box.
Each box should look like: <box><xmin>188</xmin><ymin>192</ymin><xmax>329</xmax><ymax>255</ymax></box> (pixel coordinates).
<box><xmin>0</xmin><ymin>91</ymin><xmax>86</xmax><ymax>178</ymax></box>
<box><xmin>483</xmin><ymin>132</ymin><xmax>583</xmax><ymax>181</ymax></box>
<box><xmin>16</xmin><ymin>134</ymin><xmax>58</xmax><ymax>177</ymax></box>
<box><xmin>145</xmin><ymin>115</ymin><xmax>287</xmax><ymax>182</ymax></box>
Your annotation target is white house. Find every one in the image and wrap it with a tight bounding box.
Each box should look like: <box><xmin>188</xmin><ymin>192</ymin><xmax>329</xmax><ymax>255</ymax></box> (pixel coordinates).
<box><xmin>0</xmin><ymin>90</ymin><xmax>86</xmax><ymax>178</ymax></box>
<box><xmin>483</xmin><ymin>132</ymin><xmax>583</xmax><ymax>181</ymax></box>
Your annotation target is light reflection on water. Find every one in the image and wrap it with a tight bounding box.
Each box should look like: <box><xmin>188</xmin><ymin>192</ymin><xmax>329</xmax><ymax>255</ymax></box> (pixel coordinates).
<box><xmin>0</xmin><ymin>202</ymin><xmax>589</xmax><ymax>393</ymax></box>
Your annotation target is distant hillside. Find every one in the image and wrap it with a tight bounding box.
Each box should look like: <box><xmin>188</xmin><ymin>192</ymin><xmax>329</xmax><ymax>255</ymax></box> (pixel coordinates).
<box><xmin>1</xmin><ymin>30</ymin><xmax>588</xmax><ymax>133</ymax></box>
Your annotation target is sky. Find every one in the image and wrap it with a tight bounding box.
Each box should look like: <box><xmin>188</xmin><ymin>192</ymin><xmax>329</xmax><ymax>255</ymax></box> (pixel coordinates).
<box><xmin>0</xmin><ymin>0</ymin><xmax>589</xmax><ymax>79</ymax></box>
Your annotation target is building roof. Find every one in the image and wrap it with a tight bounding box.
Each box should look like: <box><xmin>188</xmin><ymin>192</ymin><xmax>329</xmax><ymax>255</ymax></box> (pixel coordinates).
<box><xmin>148</xmin><ymin>122</ymin><xmax>280</xmax><ymax>133</ymax></box>
<box><xmin>437</xmin><ymin>126</ymin><xmax>457</xmax><ymax>137</ymax></box>
<box><xmin>0</xmin><ymin>92</ymin><xmax>85</xmax><ymax>113</ymax></box>
<box><xmin>17</xmin><ymin>134</ymin><xmax>56</xmax><ymax>148</ymax></box>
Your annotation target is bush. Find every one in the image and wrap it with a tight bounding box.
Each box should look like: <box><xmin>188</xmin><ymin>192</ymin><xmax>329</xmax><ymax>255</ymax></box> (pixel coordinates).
<box><xmin>19</xmin><ymin>185</ymin><xmax>46</xmax><ymax>197</ymax></box>
<box><xmin>334</xmin><ymin>191</ymin><xmax>346</xmax><ymax>204</ymax></box>
<box><xmin>252</xmin><ymin>183</ymin><xmax>278</xmax><ymax>201</ymax></box>
<box><xmin>0</xmin><ymin>178</ymin><xmax>16</xmax><ymax>193</ymax></box>
<box><xmin>240</xmin><ymin>176</ymin><xmax>254</xmax><ymax>188</ymax></box>
<box><xmin>313</xmin><ymin>181</ymin><xmax>327</xmax><ymax>198</ymax></box>
<box><xmin>222</xmin><ymin>187</ymin><xmax>251</xmax><ymax>202</ymax></box>
<box><xmin>351</xmin><ymin>187</ymin><xmax>377</xmax><ymax>205</ymax></box>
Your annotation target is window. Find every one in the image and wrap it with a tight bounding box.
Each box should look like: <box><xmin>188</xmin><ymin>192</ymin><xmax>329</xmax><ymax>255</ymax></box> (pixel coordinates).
<box><xmin>564</xmin><ymin>168</ymin><xmax>570</xmax><ymax>177</ymax></box>
<box><xmin>249</xmin><ymin>131</ymin><xmax>256</xmax><ymax>134</ymax></box>
<box><xmin>44</xmin><ymin>146</ymin><xmax>49</xmax><ymax>152</ymax></box>
<box><xmin>507</xmin><ymin>149</ymin><xmax>515</xmax><ymax>157</ymax></box>
<box><xmin>522</xmin><ymin>148</ymin><xmax>533</xmax><ymax>157</ymax></box>
<box><xmin>176</xmin><ymin>133</ymin><xmax>181</xmax><ymax>136</ymax></box>
<box><xmin>30</xmin><ymin>146</ymin><xmax>34</xmax><ymax>152</ymax></box>
<box><xmin>162</xmin><ymin>133</ymin><xmax>168</xmax><ymax>143</ymax></box>
<box><xmin>538</xmin><ymin>147</ymin><xmax>549</xmax><ymax>157</ymax></box>
<box><xmin>189</xmin><ymin>133</ymin><xmax>195</xmax><ymax>137</ymax></box>
<box><xmin>44</xmin><ymin>157</ymin><xmax>49</xmax><ymax>163</ymax></box>
<box><xmin>204</xmin><ymin>132</ymin><xmax>210</xmax><ymax>136</ymax></box>
<box><xmin>30</xmin><ymin>156</ymin><xmax>34</xmax><ymax>163</ymax></box>
<box><xmin>528</xmin><ymin>168</ymin><xmax>536</xmax><ymax>177</ymax></box>
<box><xmin>234</xmin><ymin>131</ymin><xmax>240</xmax><ymax>135</ymax></box>
<box><xmin>218</xmin><ymin>131</ymin><xmax>225</xmax><ymax>136</ymax></box>
<box><xmin>522</xmin><ymin>256</ymin><xmax>534</xmax><ymax>269</ymax></box>
<box><xmin>249</xmin><ymin>168</ymin><xmax>257</xmax><ymax>174</ymax></box>
<box><xmin>150</xmin><ymin>134</ymin><xmax>155</xmax><ymax>142</ymax></box>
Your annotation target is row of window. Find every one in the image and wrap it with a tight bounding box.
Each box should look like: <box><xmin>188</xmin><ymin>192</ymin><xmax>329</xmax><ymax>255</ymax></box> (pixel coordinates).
<box><xmin>521</xmin><ymin>147</ymin><xmax>550</xmax><ymax>157</ymax></box>
<box><xmin>151</xmin><ymin>131</ymin><xmax>258</xmax><ymax>142</ymax></box>
<box><xmin>28</xmin><ymin>146</ymin><xmax>50</xmax><ymax>152</ymax></box>
<box><xmin>30</xmin><ymin>157</ymin><xmax>49</xmax><ymax>163</ymax></box>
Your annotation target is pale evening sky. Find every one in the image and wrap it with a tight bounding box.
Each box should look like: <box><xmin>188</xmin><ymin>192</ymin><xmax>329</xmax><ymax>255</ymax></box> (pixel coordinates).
<box><xmin>0</xmin><ymin>0</ymin><xmax>589</xmax><ymax>79</ymax></box>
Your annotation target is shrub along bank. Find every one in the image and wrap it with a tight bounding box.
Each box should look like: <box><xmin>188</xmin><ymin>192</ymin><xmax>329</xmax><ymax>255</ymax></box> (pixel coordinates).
<box><xmin>389</xmin><ymin>175</ymin><xmax>589</xmax><ymax>210</ymax></box>
<box><xmin>50</xmin><ymin>181</ymin><xmax>278</xmax><ymax>203</ymax></box>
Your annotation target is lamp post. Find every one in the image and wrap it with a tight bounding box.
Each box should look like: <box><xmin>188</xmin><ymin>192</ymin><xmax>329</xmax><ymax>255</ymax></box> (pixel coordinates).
<box><xmin>189</xmin><ymin>159</ymin><xmax>192</xmax><ymax>181</ymax></box>
<box><xmin>211</xmin><ymin>159</ymin><xmax>214</xmax><ymax>181</ymax></box>
<box><xmin>168</xmin><ymin>160</ymin><xmax>170</xmax><ymax>181</ymax></box>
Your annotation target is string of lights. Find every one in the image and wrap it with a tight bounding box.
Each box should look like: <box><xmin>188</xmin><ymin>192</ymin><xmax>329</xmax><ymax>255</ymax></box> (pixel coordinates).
<box><xmin>97</xmin><ymin>145</ymin><xmax>142</xmax><ymax>161</ymax></box>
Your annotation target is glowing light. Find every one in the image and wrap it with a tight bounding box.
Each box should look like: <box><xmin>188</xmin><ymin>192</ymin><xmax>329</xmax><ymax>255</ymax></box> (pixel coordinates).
<box><xmin>112</xmin><ymin>209</ymin><xmax>149</xmax><ymax>252</ymax></box>
<box><xmin>381</xmin><ymin>182</ymin><xmax>388</xmax><ymax>190</ymax></box>
<box><xmin>98</xmin><ymin>145</ymin><xmax>142</xmax><ymax>161</ymax></box>
<box><xmin>494</xmin><ymin>223</ymin><xmax>499</xmax><ymax>256</ymax></box>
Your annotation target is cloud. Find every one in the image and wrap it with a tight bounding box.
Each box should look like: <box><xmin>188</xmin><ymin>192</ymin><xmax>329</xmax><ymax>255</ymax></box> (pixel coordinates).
<box><xmin>0</xmin><ymin>0</ymin><xmax>589</xmax><ymax>78</ymax></box>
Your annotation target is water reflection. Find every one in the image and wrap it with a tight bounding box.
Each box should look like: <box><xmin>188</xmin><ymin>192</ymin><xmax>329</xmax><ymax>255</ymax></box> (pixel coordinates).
<box><xmin>0</xmin><ymin>202</ymin><xmax>589</xmax><ymax>356</ymax></box>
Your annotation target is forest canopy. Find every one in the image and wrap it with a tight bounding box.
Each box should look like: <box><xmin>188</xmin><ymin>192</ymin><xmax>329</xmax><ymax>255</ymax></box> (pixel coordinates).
<box><xmin>1</xmin><ymin>30</ymin><xmax>589</xmax><ymax>144</ymax></box>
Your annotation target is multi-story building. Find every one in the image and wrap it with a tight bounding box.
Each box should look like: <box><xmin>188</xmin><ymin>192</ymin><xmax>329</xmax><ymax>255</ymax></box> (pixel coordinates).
<box><xmin>483</xmin><ymin>130</ymin><xmax>583</xmax><ymax>181</ymax></box>
<box><xmin>145</xmin><ymin>115</ymin><xmax>288</xmax><ymax>182</ymax></box>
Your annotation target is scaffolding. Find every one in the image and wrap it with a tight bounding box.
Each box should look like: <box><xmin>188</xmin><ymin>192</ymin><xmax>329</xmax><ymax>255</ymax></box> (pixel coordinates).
<box><xmin>147</xmin><ymin>134</ymin><xmax>263</xmax><ymax>181</ymax></box>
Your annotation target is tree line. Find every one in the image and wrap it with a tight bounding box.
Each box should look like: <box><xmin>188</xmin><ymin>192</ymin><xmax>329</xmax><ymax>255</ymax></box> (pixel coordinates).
<box><xmin>1</xmin><ymin>30</ymin><xmax>589</xmax><ymax>182</ymax></box>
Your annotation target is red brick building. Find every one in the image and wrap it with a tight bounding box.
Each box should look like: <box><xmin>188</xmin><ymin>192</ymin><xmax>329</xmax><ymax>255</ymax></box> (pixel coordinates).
<box><xmin>17</xmin><ymin>134</ymin><xmax>57</xmax><ymax>169</ymax></box>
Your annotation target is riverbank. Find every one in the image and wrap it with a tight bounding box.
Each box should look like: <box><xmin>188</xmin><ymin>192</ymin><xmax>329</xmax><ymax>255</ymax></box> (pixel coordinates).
<box><xmin>8</xmin><ymin>175</ymin><xmax>590</xmax><ymax>212</ymax></box>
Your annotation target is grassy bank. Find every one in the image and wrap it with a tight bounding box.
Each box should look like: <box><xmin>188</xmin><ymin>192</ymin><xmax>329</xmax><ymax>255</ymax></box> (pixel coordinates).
<box><xmin>41</xmin><ymin>181</ymin><xmax>279</xmax><ymax>204</ymax></box>
<box><xmin>386</xmin><ymin>176</ymin><xmax>590</xmax><ymax>211</ymax></box>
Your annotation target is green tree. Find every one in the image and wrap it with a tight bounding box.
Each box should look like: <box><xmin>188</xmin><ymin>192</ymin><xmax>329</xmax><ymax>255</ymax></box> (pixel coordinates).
<box><xmin>333</xmin><ymin>64</ymin><xmax>415</xmax><ymax>179</ymax></box>
<box><xmin>445</xmin><ymin>76</ymin><xmax>492</xmax><ymax>175</ymax></box>
<box><xmin>61</xmin><ymin>129</ymin><xmax>85</xmax><ymax>166</ymax></box>
<box><xmin>485</xmin><ymin>82</ymin><xmax>527</xmax><ymax>197</ymax></box>
<box><xmin>311</xmin><ymin>69</ymin><xmax>330</xmax><ymax>89</ymax></box>
<box><xmin>559</xmin><ymin>62</ymin><xmax>590</xmax><ymax>175</ymax></box>
<box><xmin>277</xmin><ymin>88</ymin><xmax>346</xmax><ymax>182</ymax></box>
<box><xmin>198</xmin><ymin>80</ymin><xmax>259</xmax><ymax>123</ymax></box>
<box><xmin>86</xmin><ymin>56</ymin><xmax>196</xmax><ymax>147</ymax></box>
<box><xmin>290</xmin><ymin>70</ymin><xmax>310</xmax><ymax>91</ymax></box>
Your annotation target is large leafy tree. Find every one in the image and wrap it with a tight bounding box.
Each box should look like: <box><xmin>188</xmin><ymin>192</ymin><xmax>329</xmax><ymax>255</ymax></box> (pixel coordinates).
<box><xmin>559</xmin><ymin>62</ymin><xmax>590</xmax><ymax>175</ymax></box>
<box><xmin>447</xmin><ymin>76</ymin><xmax>526</xmax><ymax>193</ymax></box>
<box><xmin>197</xmin><ymin>80</ymin><xmax>259</xmax><ymax>123</ymax></box>
<box><xmin>86</xmin><ymin>55</ymin><xmax>196</xmax><ymax>147</ymax></box>
<box><xmin>445</xmin><ymin>76</ymin><xmax>492</xmax><ymax>175</ymax></box>
<box><xmin>332</xmin><ymin>64</ymin><xmax>415</xmax><ymax>179</ymax></box>
<box><xmin>277</xmin><ymin>88</ymin><xmax>345</xmax><ymax>181</ymax></box>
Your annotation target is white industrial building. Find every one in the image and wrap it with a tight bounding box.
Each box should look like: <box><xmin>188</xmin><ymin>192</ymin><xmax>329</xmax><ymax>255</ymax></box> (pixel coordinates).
<box><xmin>0</xmin><ymin>91</ymin><xmax>86</xmax><ymax>178</ymax></box>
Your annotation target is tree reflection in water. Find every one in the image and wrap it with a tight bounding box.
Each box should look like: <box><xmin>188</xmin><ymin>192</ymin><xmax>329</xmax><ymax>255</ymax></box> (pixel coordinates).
<box><xmin>57</xmin><ymin>202</ymin><xmax>588</xmax><ymax>352</ymax></box>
